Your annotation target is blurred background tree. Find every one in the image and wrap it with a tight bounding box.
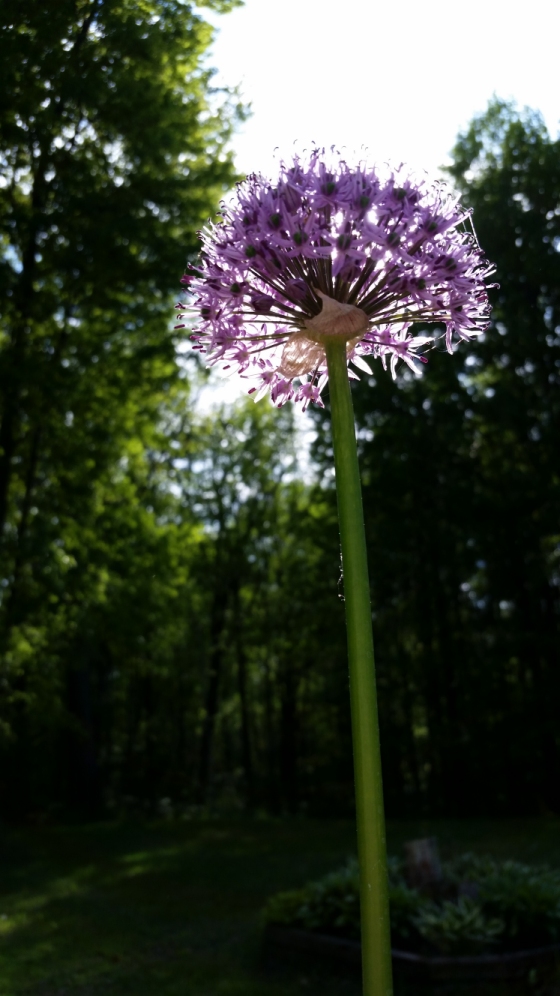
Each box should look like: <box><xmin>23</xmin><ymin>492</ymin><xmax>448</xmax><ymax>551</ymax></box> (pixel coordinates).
<box><xmin>0</xmin><ymin>0</ymin><xmax>244</xmax><ymax>816</ymax></box>
<box><xmin>1</xmin><ymin>1</ymin><xmax>558</xmax><ymax>826</ymax></box>
<box><xmin>311</xmin><ymin>99</ymin><xmax>560</xmax><ymax>818</ymax></box>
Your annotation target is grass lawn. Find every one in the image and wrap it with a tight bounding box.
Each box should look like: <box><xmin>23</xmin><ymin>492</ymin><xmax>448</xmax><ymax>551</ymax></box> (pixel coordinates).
<box><xmin>0</xmin><ymin>816</ymin><xmax>559</xmax><ymax>996</ymax></box>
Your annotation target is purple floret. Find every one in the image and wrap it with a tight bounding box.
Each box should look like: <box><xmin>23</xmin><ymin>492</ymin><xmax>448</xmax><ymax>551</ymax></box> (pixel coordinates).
<box><xmin>176</xmin><ymin>150</ymin><xmax>495</xmax><ymax>409</ymax></box>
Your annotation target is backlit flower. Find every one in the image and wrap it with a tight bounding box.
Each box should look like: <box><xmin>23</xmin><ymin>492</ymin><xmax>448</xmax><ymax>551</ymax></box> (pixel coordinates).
<box><xmin>176</xmin><ymin>150</ymin><xmax>494</xmax><ymax>408</ymax></box>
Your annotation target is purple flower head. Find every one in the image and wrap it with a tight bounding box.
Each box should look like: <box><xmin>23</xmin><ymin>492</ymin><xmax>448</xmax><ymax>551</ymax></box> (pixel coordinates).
<box><xmin>177</xmin><ymin>150</ymin><xmax>495</xmax><ymax>409</ymax></box>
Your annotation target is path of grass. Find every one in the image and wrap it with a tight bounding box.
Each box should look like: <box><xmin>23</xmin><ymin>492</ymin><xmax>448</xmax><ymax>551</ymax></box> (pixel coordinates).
<box><xmin>0</xmin><ymin>817</ymin><xmax>559</xmax><ymax>996</ymax></box>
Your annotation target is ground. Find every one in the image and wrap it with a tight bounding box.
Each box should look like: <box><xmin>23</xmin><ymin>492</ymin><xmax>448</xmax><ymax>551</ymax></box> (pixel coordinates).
<box><xmin>0</xmin><ymin>816</ymin><xmax>559</xmax><ymax>996</ymax></box>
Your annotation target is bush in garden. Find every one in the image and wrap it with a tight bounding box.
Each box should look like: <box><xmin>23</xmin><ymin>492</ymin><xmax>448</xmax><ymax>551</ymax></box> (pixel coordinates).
<box><xmin>264</xmin><ymin>853</ymin><xmax>560</xmax><ymax>955</ymax></box>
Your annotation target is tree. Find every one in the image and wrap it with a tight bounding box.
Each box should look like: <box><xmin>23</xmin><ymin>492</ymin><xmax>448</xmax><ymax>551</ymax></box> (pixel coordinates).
<box><xmin>169</xmin><ymin>397</ymin><xmax>350</xmax><ymax>813</ymax></box>
<box><xmin>0</xmin><ymin>0</ymin><xmax>243</xmax><ymax>816</ymax></box>
<box><xmin>310</xmin><ymin>99</ymin><xmax>560</xmax><ymax>816</ymax></box>
<box><xmin>0</xmin><ymin>0</ymin><xmax>242</xmax><ymax>554</ymax></box>
<box><xmin>446</xmin><ymin>100</ymin><xmax>560</xmax><ymax>810</ymax></box>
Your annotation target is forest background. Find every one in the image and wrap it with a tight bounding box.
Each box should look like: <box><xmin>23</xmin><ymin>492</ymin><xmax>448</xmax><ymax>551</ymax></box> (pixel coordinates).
<box><xmin>1</xmin><ymin>0</ymin><xmax>559</xmax><ymax>826</ymax></box>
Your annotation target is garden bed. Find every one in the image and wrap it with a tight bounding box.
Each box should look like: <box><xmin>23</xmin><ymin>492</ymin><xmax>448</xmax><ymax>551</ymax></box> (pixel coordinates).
<box><xmin>264</xmin><ymin>922</ymin><xmax>560</xmax><ymax>981</ymax></box>
<box><xmin>263</xmin><ymin>846</ymin><xmax>560</xmax><ymax>985</ymax></box>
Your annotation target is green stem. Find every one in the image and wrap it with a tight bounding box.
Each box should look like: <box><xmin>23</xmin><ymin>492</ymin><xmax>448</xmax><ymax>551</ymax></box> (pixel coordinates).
<box><xmin>325</xmin><ymin>339</ymin><xmax>393</xmax><ymax>996</ymax></box>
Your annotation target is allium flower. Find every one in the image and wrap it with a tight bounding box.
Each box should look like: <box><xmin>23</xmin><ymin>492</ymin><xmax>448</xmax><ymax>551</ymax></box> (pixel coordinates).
<box><xmin>176</xmin><ymin>150</ymin><xmax>495</xmax><ymax>409</ymax></box>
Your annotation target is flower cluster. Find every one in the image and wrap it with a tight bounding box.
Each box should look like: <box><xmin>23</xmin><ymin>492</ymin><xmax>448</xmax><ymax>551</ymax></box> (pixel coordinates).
<box><xmin>176</xmin><ymin>150</ymin><xmax>494</xmax><ymax>408</ymax></box>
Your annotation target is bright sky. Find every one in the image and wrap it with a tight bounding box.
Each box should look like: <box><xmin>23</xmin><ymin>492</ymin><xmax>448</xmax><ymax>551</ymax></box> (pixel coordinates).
<box><xmin>205</xmin><ymin>0</ymin><xmax>560</xmax><ymax>180</ymax></box>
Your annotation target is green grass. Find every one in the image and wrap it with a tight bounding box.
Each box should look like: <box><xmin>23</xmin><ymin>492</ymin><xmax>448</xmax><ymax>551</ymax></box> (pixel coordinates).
<box><xmin>0</xmin><ymin>817</ymin><xmax>559</xmax><ymax>995</ymax></box>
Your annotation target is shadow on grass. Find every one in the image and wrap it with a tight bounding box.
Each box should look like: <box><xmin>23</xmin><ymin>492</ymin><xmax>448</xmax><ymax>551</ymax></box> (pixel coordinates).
<box><xmin>0</xmin><ymin>818</ymin><xmax>558</xmax><ymax>995</ymax></box>
<box><xmin>0</xmin><ymin>819</ymin><xmax>359</xmax><ymax>996</ymax></box>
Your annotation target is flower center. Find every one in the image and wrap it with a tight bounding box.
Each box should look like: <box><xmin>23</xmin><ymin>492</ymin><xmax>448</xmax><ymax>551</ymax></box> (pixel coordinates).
<box><xmin>304</xmin><ymin>290</ymin><xmax>369</xmax><ymax>344</ymax></box>
<box><xmin>278</xmin><ymin>290</ymin><xmax>369</xmax><ymax>378</ymax></box>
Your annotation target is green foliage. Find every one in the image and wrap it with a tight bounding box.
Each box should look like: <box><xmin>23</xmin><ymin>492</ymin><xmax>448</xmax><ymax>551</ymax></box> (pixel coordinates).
<box><xmin>0</xmin><ymin>0</ymin><xmax>246</xmax><ymax>816</ymax></box>
<box><xmin>387</xmin><ymin>881</ymin><xmax>425</xmax><ymax>943</ymax></box>
<box><xmin>265</xmin><ymin>859</ymin><xmax>361</xmax><ymax>937</ymax></box>
<box><xmin>264</xmin><ymin>853</ymin><xmax>560</xmax><ymax>955</ymax></box>
<box><xmin>264</xmin><ymin>858</ymin><xmax>424</xmax><ymax>946</ymax></box>
<box><xmin>446</xmin><ymin>853</ymin><xmax>560</xmax><ymax>947</ymax></box>
<box><xmin>263</xmin><ymin>858</ymin><xmax>414</xmax><ymax>944</ymax></box>
<box><xmin>196</xmin><ymin>0</ymin><xmax>244</xmax><ymax>9</ymax></box>
<box><xmin>264</xmin><ymin>886</ymin><xmax>311</xmax><ymax>928</ymax></box>
<box><xmin>413</xmin><ymin>897</ymin><xmax>504</xmax><ymax>955</ymax></box>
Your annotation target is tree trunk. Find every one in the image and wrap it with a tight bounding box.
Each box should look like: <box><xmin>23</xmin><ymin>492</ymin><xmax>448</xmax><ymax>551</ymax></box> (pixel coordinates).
<box><xmin>280</xmin><ymin>661</ymin><xmax>298</xmax><ymax>813</ymax></box>
<box><xmin>233</xmin><ymin>587</ymin><xmax>254</xmax><ymax>806</ymax></box>
<box><xmin>197</xmin><ymin>584</ymin><xmax>228</xmax><ymax>804</ymax></box>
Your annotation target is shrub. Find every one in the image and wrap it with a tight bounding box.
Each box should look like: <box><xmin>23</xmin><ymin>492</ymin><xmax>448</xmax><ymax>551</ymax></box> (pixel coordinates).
<box><xmin>264</xmin><ymin>853</ymin><xmax>560</xmax><ymax>955</ymax></box>
<box><xmin>264</xmin><ymin>860</ymin><xmax>361</xmax><ymax>939</ymax></box>
<box><xmin>445</xmin><ymin>853</ymin><xmax>560</xmax><ymax>949</ymax></box>
<box><xmin>413</xmin><ymin>896</ymin><xmax>504</xmax><ymax>954</ymax></box>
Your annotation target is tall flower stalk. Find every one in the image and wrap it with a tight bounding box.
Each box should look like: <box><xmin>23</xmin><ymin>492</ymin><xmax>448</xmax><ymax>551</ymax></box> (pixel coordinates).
<box><xmin>177</xmin><ymin>150</ymin><xmax>493</xmax><ymax>996</ymax></box>
<box><xmin>326</xmin><ymin>337</ymin><xmax>392</xmax><ymax>993</ymax></box>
